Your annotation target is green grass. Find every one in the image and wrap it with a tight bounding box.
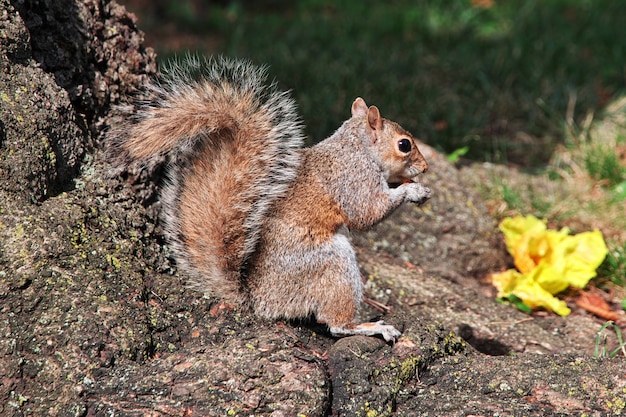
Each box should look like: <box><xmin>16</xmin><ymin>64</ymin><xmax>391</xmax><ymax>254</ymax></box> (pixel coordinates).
<box><xmin>594</xmin><ymin>321</ymin><xmax>626</xmax><ymax>358</ymax></box>
<box><xmin>598</xmin><ymin>240</ymin><xmax>626</xmax><ymax>288</ymax></box>
<box><xmin>129</xmin><ymin>0</ymin><xmax>626</xmax><ymax>165</ymax></box>
<box><xmin>584</xmin><ymin>145</ymin><xmax>626</xmax><ymax>186</ymax></box>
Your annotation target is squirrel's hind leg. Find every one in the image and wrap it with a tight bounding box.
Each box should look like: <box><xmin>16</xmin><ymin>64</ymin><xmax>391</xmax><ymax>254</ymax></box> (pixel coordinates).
<box><xmin>310</xmin><ymin>234</ymin><xmax>402</xmax><ymax>342</ymax></box>
<box><xmin>329</xmin><ymin>321</ymin><xmax>401</xmax><ymax>343</ymax></box>
<box><xmin>252</xmin><ymin>230</ymin><xmax>402</xmax><ymax>342</ymax></box>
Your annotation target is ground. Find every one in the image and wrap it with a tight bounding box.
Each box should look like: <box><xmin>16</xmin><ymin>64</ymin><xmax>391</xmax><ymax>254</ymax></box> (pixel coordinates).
<box><xmin>1</xmin><ymin>0</ymin><xmax>625</xmax><ymax>416</ymax></box>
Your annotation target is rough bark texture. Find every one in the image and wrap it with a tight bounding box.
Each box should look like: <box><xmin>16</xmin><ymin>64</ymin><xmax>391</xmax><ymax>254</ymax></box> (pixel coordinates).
<box><xmin>1</xmin><ymin>1</ymin><xmax>625</xmax><ymax>416</ymax></box>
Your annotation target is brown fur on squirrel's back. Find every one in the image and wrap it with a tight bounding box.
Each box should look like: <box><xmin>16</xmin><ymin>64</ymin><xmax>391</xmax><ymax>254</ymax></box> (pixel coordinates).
<box><xmin>107</xmin><ymin>56</ymin><xmax>305</xmax><ymax>301</ymax></box>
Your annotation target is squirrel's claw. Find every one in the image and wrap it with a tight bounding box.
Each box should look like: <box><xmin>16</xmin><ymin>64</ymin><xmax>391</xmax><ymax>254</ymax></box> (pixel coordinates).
<box><xmin>330</xmin><ymin>320</ymin><xmax>402</xmax><ymax>343</ymax></box>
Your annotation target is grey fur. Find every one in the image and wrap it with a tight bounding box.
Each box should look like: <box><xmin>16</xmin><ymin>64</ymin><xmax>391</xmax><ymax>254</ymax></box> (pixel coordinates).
<box><xmin>108</xmin><ymin>56</ymin><xmax>305</xmax><ymax>299</ymax></box>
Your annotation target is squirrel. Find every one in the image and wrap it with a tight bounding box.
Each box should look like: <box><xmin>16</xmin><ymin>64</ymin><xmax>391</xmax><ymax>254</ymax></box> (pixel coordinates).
<box><xmin>107</xmin><ymin>56</ymin><xmax>431</xmax><ymax>342</ymax></box>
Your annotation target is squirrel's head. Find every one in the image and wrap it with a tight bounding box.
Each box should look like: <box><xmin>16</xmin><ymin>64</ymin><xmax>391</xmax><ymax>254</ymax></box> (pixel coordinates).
<box><xmin>351</xmin><ymin>97</ymin><xmax>428</xmax><ymax>185</ymax></box>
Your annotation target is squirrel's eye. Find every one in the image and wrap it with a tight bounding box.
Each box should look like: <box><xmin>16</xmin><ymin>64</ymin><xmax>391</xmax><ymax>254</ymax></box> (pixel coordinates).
<box><xmin>398</xmin><ymin>138</ymin><xmax>412</xmax><ymax>153</ymax></box>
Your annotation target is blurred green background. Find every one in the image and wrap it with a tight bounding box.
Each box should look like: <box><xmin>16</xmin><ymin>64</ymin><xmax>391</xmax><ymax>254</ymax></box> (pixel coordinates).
<box><xmin>121</xmin><ymin>0</ymin><xmax>625</xmax><ymax>168</ymax></box>
<box><xmin>119</xmin><ymin>0</ymin><xmax>626</xmax><ymax>302</ymax></box>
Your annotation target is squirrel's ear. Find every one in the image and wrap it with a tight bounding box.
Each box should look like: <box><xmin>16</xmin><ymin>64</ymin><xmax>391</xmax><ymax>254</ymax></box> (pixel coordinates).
<box><xmin>351</xmin><ymin>97</ymin><xmax>368</xmax><ymax>117</ymax></box>
<box><xmin>366</xmin><ymin>105</ymin><xmax>383</xmax><ymax>132</ymax></box>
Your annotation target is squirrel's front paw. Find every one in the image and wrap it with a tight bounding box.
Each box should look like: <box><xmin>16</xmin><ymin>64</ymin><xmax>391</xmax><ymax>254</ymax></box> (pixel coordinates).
<box><xmin>404</xmin><ymin>182</ymin><xmax>431</xmax><ymax>206</ymax></box>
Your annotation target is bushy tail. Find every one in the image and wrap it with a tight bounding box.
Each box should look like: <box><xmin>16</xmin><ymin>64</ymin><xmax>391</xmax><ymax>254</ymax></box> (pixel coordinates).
<box><xmin>107</xmin><ymin>56</ymin><xmax>305</xmax><ymax>301</ymax></box>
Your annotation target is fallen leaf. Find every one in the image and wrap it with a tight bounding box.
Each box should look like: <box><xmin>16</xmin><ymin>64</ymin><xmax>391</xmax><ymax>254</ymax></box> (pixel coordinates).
<box><xmin>492</xmin><ymin>215</ymin><xmax>608</xmax><ymax>316</ymax></box>
<box><xmin>209</xmin><ymin>301</ymin><xmax>236</xmax><ymax>317</ymax></box>
<box><xmin>576</xmin><ymin>292</ymin><xmax>619</xmax><ymax>321</ymax></box>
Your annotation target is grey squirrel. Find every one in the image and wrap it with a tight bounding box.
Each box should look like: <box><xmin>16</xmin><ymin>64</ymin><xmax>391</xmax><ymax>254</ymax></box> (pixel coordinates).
<box><xmin>108</xmin><ymin>56</ymin><xmax>431</xmax><ymax>342</ymax></box>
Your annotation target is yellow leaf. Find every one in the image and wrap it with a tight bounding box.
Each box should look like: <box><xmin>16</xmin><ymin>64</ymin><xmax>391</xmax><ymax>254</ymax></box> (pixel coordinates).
<box><xmin>555</xmin><ymin>229</ymin><xmax>608</xmax><ymax>288</ymax></box>
<box><xmin>491</xmin><ymin>269</ymin><xmax>521</xmax><ymax>297</ymax></box>
<box><xmin>508</xmin><ymin>271</ymin><xmax>572</xmax><ymax>316</ymax></box>
<box><xmin>532</xmin><ymin>263</ymin><xmax>570</xmax><ymax>295</ymax></box>
<box><xmin>499</xmin><ymin>215</ymin><xmax>546</xmax><ymax>255</ymax></box>
<box><xmin>513</xmin><ymin>230</ymin><xmax>556</xmax><ymax>273</ymax></box>
<box><xmin>492</xmin><ymin>215</ymin><xmax>608</xmax><ymax>316</ymax></box>
<box><xmin>491</xmin><ymin>268</ymin><xmax>571</xmax><ymax>316</ymax></box>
